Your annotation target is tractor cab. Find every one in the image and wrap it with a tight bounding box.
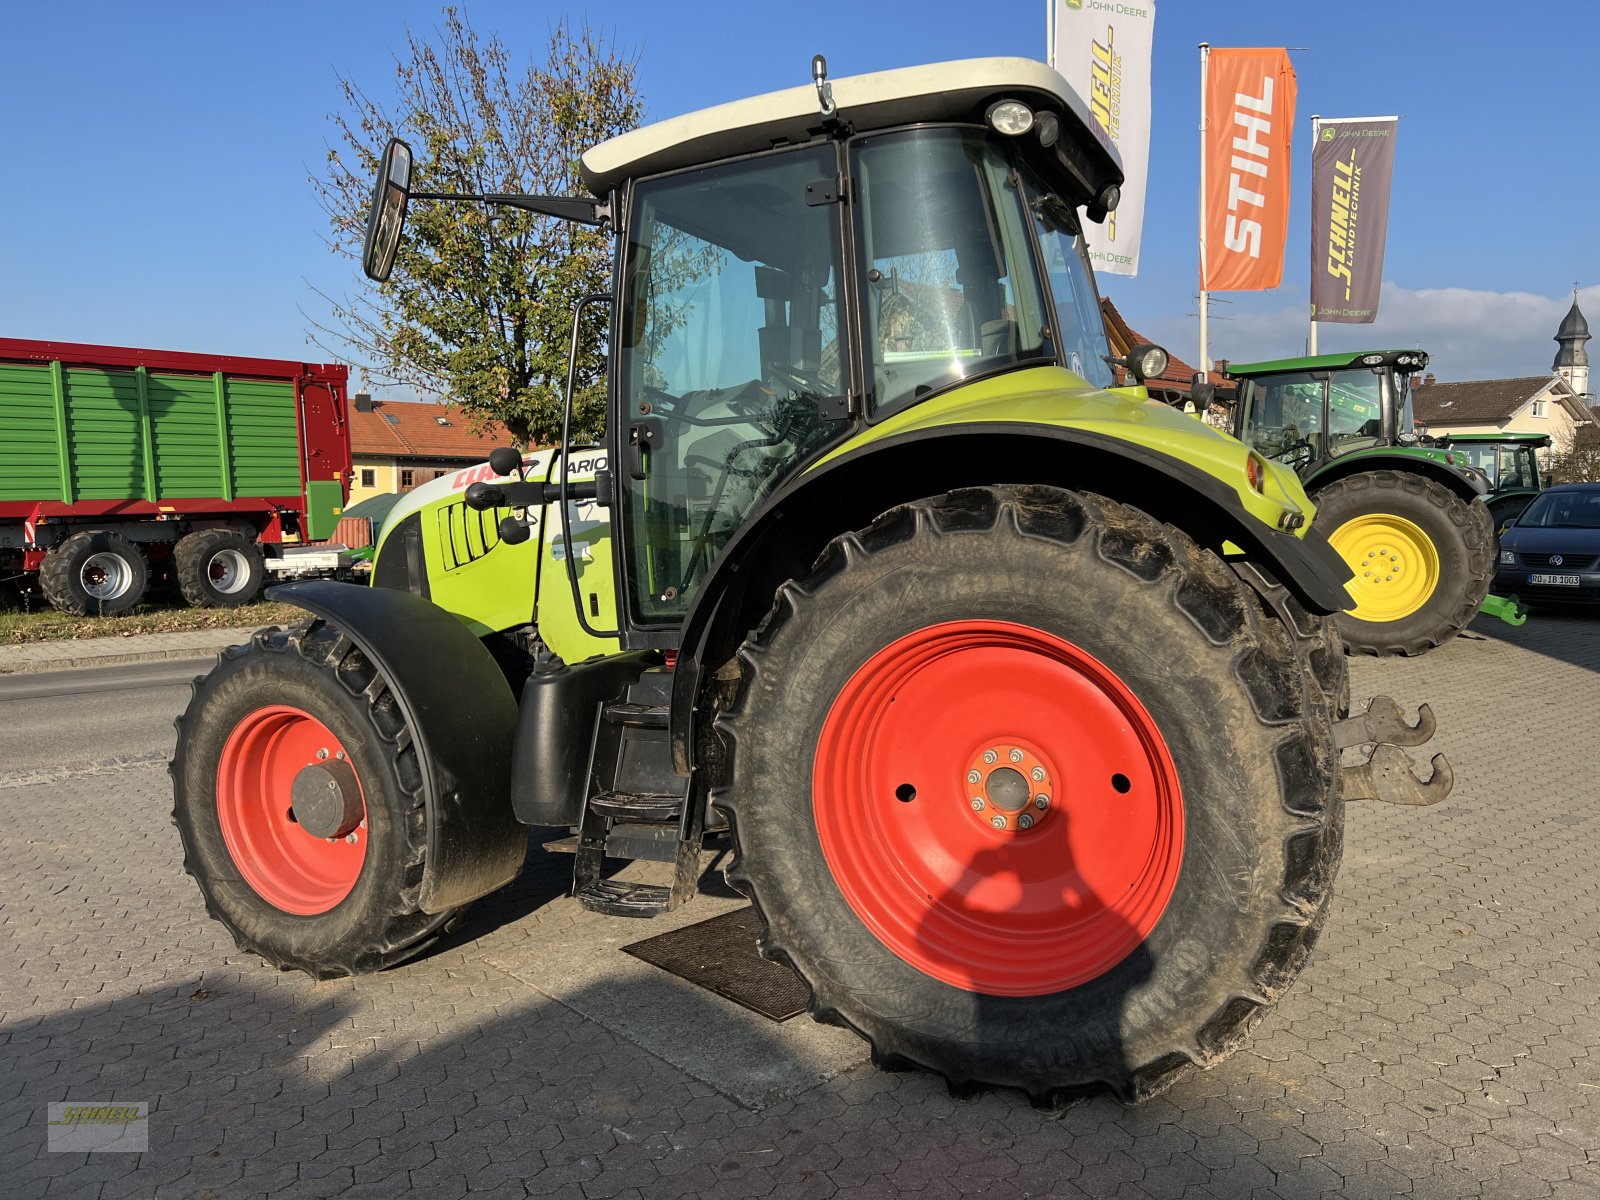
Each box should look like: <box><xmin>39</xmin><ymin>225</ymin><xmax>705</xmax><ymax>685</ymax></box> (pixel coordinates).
<box><xmin>1229</xmin><ymin>349</ymin><xmax>1432</xmax><ymax>478</ymax></box>
<box><xmin>1437</xmin><ymin>432</ymin><xmax>1551</xmax><ymax>527</ymax></box>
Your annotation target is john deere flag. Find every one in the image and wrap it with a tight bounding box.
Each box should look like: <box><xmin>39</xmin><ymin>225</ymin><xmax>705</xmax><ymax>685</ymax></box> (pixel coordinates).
<box><xmin>1200</xmin><ymin>47</ymin><xmax>1297</xmax><ymax>292</ymax></box>
<box><xmin>1311</xmin><ymin>117</ymin><xmax>1398</xmax><ymax>323</ymax></box>
<box><xmin>1051</xmin><ymin>0</ymin><xmax>1155</xmax><ymax>276</ymax></box>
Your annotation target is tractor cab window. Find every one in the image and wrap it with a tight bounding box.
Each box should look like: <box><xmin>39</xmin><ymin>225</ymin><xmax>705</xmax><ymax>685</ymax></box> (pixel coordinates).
<box><xmin>852</xmin><ymin>129</ymin><xmax>1050</xmax><ymax>413</ymax></box>
<box><xmin>1024</xmin><ymin>182</ymin><xmax>1114</xmax><ymax>387</ymax></box>
<box><xmin>1324</xmin><ymin>371</ymin><xmax>1385</xmax><ymax>457</ymax></box>
<box><xmin>1238</xmin><ymin>372</ymin><xmax>1326</xmax><ymax>470</ymax></box>
<box><xmin>619</xmin><ymin>145</ymin><xmax>847</xmax><ymax>624</ymax></box>
<box><xmin>1499</xmin><ymin>446</ymin><xmax>1538</xmax><ymax>490</ymax></box>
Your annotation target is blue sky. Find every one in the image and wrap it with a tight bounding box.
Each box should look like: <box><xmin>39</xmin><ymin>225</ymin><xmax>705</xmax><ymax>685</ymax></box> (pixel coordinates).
<box><xmin>2</xmin><ymin>1</ymin><xmax>1594</xmax><ymax>387</ymax></box>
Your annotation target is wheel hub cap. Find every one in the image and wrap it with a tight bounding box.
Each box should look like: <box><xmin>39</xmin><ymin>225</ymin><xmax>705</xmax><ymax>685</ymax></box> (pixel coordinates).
<box><xmin>290</xmin><ymin>759</ymin><xmax>363</xmax><ymax>839</ymax></box>
<box><xmin>966</xmin><ymin>746</ymin><xmax>1053</xmax><ymax>832</ymax></box>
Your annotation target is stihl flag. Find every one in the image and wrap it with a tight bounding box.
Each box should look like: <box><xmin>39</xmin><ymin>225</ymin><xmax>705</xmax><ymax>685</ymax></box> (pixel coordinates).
<box><xmin>1052</xmin><ymin>0</ymin><xmax>1156</xmax><ymax>277</ymax></box>
<box><xmin>1201</xmin><ymin>48</ymin><xmax>1297</xmax><ymax>292</ymax></box>
<box><xmin>1311</xmin><ymin>118</ymin><xmax>1398</xmax><ymax>323</ymax></box>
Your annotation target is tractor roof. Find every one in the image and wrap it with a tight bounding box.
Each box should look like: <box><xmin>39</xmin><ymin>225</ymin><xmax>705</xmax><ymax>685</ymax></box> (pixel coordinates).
<box><xmin>579</xmin><ymin>57</ymin><xmax>1121</xmax><ymax>198</ymax></box>
<box><xmin>1440</xmin><ymin>431</ymin><xmax>1553</xmax><ymax>447</ymax></box>
<box><xmin>1225</xmin><ymin>349</ymin><xmax>1430</xmax><ymax>377</ymax></box>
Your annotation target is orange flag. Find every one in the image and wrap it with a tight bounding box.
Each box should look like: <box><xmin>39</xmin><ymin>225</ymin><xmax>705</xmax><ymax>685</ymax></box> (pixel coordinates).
<box><xmin>1201</xmin><ymin>48</ymin><xmax>1297</xmax><ymax>292</ymax></box>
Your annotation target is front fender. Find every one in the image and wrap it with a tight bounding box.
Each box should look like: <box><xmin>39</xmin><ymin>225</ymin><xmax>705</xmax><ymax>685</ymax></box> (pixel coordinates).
<box><xmin>267</xmin><ymin>579</ymin><xmax>526</xmax><ymax>912</ymax></box>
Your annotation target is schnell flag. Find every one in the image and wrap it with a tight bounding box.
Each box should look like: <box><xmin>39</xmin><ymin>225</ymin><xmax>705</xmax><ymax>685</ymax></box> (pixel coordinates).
<box><xmin>1052</xmin><ymin>1</ymin><xmax>1155</xmax><ymax>277</ymax></box>
<box><xmin>1201</xmin><ymin>48</ymin><xmax>1297</xmax><ymax>292</ymax></box>
<box><xmin>1311</xmin><ymin>118</ymin><xmax>1398</xmax><ymax>323</ymax></box>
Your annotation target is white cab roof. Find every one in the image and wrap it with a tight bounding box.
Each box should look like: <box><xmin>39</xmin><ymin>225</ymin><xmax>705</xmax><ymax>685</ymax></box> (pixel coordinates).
<box><xmin>580</xmin><ymin>56</ymin><xmax>1118</xmax><ymax>195</ymax></box>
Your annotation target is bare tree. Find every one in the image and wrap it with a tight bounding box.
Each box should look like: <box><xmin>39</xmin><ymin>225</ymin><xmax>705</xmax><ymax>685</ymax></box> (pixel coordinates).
<box><xmin>308</xmin><ymin>9</ymin><xmax>641</xmax><ymax>445</ymax></box>
<box><xmin>1547</xmin><ymin>424</ymin><xmax>1600</xmax><ymax>484</ymax></box>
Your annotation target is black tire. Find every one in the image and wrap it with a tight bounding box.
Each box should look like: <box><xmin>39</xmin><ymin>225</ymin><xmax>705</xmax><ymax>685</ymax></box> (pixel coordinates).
<box><xmin>172</xmin><ymin>621</ymin><xmax>460</xmax><ymax>978</ymax></box>
<box><xmin>39</xmin><ymin>529</ymin><xmax>149</xmax><ymax>616</ymax></box>
<box><xmin>175</xmin><ymin>529</ymin><xmax>266</xmax><ymax>608</ymax></box>
<box><xmin>712</xmin><ymin>486</ymin><xmax>1341</xmax><ymax>1104</ymax></box>
<box><xmin>1312</xmin><ymin>470</ymin><xmax>1494</xmax><ymax>657</ymax></box>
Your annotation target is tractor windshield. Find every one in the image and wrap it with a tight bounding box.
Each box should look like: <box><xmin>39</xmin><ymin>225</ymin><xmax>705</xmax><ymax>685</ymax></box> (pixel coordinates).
<box><xmin>619</xmin><ymin>144</ymin><xmax>847</xmax><ymax>624</ymax></box>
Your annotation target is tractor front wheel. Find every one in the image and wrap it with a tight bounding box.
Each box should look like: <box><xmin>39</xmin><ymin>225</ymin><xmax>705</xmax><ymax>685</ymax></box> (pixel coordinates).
<box><xmin>172</xmin><ymin>622</ymin><xmax>459</xmax><ymax>977</ymax></box>
<box><xmin>1314</xmin><ymin>470</ymin><xmax>1493</xmax><ymax>656</ymax></box>
<box><xmin>714</xmin><ymin>486</ymin><xmax>1341</xmax><ymax>1103</ymax></box>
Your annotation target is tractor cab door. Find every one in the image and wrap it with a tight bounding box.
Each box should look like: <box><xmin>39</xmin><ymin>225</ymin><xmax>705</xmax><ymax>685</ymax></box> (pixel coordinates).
<box><xmin>615</xmin><ymin>144</ymin><xmax>853</xmax><ymax>635</ymax></box>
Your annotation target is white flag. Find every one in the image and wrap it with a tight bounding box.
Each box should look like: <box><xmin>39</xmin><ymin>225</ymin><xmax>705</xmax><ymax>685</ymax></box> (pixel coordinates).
<box><xmin>1050</xmin><ymin>0</ymin><xmax>1155</xmax><ymax>277</ymax></box>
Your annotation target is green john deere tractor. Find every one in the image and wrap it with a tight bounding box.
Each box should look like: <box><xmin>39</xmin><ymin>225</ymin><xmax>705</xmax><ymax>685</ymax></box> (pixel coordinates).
<box><xmin>173</xmin><ymin>57</ymin><xmax>1448</xmax><ymax>1104</ymax></box>
<box><xmin>1439</xmin><ymin>431</ymin><xmax>1551</xmax><ymax>530</ymax></box>
<box><xmin>1227</xmin><ymin>349</ymin><xmax>1517</xmax><ymax>655</ymax></box>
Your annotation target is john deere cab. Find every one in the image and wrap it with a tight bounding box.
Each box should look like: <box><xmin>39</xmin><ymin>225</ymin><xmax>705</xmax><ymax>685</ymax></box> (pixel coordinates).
<box><xmin>174</xmin><ymin>57</ymin><xmax>1449</xmax><ymax>1105</ymax></box>
<box><xmin>1439</xmin><ymin>431</ymin><xmax>1551</xmax><ymax>529</ymax></box>
<box><xmin>1228</xmin><ymin>349</ymin><xmax>1502</xmax><ymax>655</ymax></box>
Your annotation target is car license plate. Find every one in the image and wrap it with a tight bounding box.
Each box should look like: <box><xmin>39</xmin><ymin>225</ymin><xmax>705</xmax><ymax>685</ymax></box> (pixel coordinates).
<box><xmin>1528</xmin><ymin>573</ymin><xmax>1580</xmax><ymax>586</ymax></box>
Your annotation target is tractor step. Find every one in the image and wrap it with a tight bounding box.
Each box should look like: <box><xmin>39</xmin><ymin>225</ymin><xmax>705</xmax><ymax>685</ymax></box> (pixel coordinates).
<box><xmin>588</xmin><ymin>790</ymin><xmax>683</xmax><ymax>822</ymax></box>
<box><xmin>603</xmin><ymin>701</ymin><xmax>670</xmax><ymax>729</ymax></box>
<box><xmin>576</xmin><ymin>878</ymin><xmax>676</xmax><ymax>917</ymax></box>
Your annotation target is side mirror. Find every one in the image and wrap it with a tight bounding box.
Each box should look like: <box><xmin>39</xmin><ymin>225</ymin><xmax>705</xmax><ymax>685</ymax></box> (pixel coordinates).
<box><xmin>362</xmin><ymin>138</ymin><xmax>414</xmax><ymax>282</ymax></box>
<box><xmin>488</xmin><ymin>446</ymin><xmax>525</xmax><ymax>479</ymax></box>
<box><xmin>1189</xmin><ymin>373</ymin><xmax>1217</xmax><ymax>409</ymax></box>
<box><xmin>1112</xmin><ymin>343</ymin><xmax>1170</xmax><ymax>384</ymax></box>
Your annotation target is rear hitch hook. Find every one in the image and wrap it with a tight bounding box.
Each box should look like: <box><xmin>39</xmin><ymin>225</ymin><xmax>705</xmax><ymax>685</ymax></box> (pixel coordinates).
<box><xmin>1333</xmin><ymin>695</ymin><xmax>1436</xmax><ymax>750</ymax></box>
<box><xmin>1341</xmin><ymin>744</ymin><xmax>1454</xmax><ymax>806</ymax></box>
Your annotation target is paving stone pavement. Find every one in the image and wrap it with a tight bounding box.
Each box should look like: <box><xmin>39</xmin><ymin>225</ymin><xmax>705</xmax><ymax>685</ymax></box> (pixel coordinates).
<box><xmin>2</xmin><ymin>609</ymin><xmax>1597</xmax><ymax>1199</ymax></box>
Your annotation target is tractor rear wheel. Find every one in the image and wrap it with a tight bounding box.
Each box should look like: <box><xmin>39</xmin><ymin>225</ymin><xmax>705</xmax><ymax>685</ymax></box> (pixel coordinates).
<box><xmin>1314</xmin><ymin>470</ymin><xmax>1493</xmax><ymax>656</ymax></box>
<box><xmin>172</xmin><ymin>621</ymin><xmax>459</xmax><ymax>978</ymax></box>
<box><xmin>713</xmin><ymin>486</ymin><xmax>1341</xmax><ymax>1103</ymax></box>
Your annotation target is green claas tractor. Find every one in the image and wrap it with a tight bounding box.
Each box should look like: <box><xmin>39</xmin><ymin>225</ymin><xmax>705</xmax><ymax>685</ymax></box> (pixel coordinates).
<box><xmin>173</xmin><ymin>57</ymin><xmax>1449</xmax><ymax>1104</ymax></box>
<box><xmin>1227</xmin><ymin>350</ymin><xmax>1513</xmax><ymax>655</ymax></box>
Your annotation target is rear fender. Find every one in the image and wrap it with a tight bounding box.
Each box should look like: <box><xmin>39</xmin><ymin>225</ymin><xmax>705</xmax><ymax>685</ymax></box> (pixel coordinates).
<box><xmin>669</xmin><ymin>425</ymin><xmax>1355</xmax><ymax>774</ymax></box>
<box><xmin>1305</xmin><ymin>451</ymin><xmax>1490</xmax><ymax>504</ymax></box>
<box><xmin>267</xmin><ymin>579</ymin><xmax>526</xmax><ymax>912</ymax></box>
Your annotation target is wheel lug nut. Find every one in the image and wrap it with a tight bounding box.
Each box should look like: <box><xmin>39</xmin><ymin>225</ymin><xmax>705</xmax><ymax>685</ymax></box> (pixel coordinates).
<box><xmin>1017</xmin><ymin>814</ymin><xmax>1034</xmax><ymax>830</ymax></box>
<box><xmin>970</xmin><ymin>797</ymin><xmax>985</xmax><ymax>811</ymax></box>
<box><xmin>990</xmin><ymin>815</ymin><xmax>1007</xmax><ymax>830</ymax></box>
<box><xmin>345</xmin><ymin>832</ymin><xmax>358</xmax><ymax>844</ymax></box>
<box><xmin>967</xmin><ymin>770</ymin><xmax>981</xmax><ymax>785</ymax></box>
<box><xmin>316</xmin><ymin>748</ymin><xmax>329</xmax><ymax>760</ymax></box>
<box><xmin>983</xmin><ymin>750</ymin><xmax>998</xmax><ymax>764</ymax></box>
<box><xmin>1035</xmin><ymin>794</ymin><xmax>1050</xmax><ymax>810</ymax></box>
<box><xmin>1009</xmin><ymin>748</ymin><xmax>1024</xmax><ymax>763</ymax></box>
<box><xmin>1031</xmin><ymin>766</ymin><xmax>1046</xmax><ymax>782</ymax></box>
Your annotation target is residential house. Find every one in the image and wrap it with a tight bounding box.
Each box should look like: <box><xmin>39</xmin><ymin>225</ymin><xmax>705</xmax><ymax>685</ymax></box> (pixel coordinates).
<box><xmin>347</xmin><ymin>394</ymin><xmax>513</xmax><ymax>506</ymax></box>
<box><xmin>1100</xmin><ymin>297</ymin><xmax>1233</xmax><ymax>424</ymax></box>
<box><xmin>1411</xmin><ymin>296</ymin><xmax>1597</xmax><ymax>468</ymax></box>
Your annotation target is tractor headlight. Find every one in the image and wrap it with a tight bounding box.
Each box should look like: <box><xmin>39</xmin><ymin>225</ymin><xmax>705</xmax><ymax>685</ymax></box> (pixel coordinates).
<box><xmin>986</xmin><ymin>100</ymin><xmax>1035</xmax><ymax>136</ymax></box>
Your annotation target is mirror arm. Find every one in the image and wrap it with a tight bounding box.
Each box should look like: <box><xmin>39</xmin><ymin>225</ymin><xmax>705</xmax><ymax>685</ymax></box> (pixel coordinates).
<box><xmin>409</xmin><ymin>191</ymin><xmax>603</xmax><ymax>226</ymax></box>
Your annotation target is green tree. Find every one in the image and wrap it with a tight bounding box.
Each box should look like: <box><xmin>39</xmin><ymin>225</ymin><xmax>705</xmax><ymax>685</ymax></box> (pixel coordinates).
<box><xmin>1547</xmin><ymin>424</ymin><xmax>1600</xmax><ymax>484</ymax></box>
<box><xmin>309</xmin><ymin>9</ymin><xmax>642</xmax><ymax>445</ymax></box>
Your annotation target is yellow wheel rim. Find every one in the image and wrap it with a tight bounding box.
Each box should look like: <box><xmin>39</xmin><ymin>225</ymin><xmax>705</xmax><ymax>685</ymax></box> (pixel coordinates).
<box><xmin>1328</xmin><ymin>513</ymin><xmax>1441</xmax><ymax>623</ymax></box>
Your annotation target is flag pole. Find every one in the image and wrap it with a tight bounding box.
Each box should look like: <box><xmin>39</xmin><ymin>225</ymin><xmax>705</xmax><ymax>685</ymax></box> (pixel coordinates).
<box><xmin>1309</xmin><ymin>114</ymin><xmax>1320</xmax><ymax>355</ymax></box>
<box><xmin>1198</xmin><ymin>42</ymin><xmax>1211</xmax><ymax>372</ymax></box>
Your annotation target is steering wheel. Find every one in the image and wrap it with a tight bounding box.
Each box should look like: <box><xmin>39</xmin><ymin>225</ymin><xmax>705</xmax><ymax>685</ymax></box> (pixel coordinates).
<box><xmin>1275</xmin><ymin>438</ymin><xmax>1315</xmax><ymax>472</ymax></box>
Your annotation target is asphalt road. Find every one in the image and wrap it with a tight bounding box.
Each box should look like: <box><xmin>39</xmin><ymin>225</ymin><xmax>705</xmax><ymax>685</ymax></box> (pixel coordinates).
<box><xmin>0</xmin><ymin>657</ymin><xmax>212</xmax><ymax>783</ymax></box>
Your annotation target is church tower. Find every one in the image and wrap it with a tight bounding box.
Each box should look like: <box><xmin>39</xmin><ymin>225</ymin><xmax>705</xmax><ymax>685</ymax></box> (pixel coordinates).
<box><xmin>1553</xmin><ymin>290</ymin><xmax>1590</xmax><ymax>398</ymax></box>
